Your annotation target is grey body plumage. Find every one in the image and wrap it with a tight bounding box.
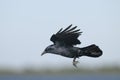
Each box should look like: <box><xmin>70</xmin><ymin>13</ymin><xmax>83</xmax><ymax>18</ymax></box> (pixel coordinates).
<box><xmin>42</xmin><ymin>44</ymin><xmax>81</xmax><ymax>58</ymax></box>
<box><xmin>41</xmin><ymin>24</ymin><xmax>103</xmax><ymax>67</ymax></box>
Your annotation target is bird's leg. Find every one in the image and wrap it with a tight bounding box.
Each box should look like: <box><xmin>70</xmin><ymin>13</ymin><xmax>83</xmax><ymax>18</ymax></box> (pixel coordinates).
<box><xmin>73</xmin><ymin>57</ymin><xmax>79</xmax><ymax>68</ymax></box>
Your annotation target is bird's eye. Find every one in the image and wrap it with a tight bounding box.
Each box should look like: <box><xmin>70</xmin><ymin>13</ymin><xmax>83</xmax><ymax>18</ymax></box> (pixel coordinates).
<box><xmin>45</xmin><ymin>48</ymin><xmax>52</xmax><ymax>51</ymax></box>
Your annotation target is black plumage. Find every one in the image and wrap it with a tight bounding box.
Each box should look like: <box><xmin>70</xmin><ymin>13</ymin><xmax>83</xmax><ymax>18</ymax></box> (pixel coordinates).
<box><xmin>41</xmin><ymin>24</ymin><xmax>103</xmax><ymax>67</ymax></box>
<box><xmin>50</xmin><ymin>24</ymin><xmax>82</xmax><ymax>46</ymax></box>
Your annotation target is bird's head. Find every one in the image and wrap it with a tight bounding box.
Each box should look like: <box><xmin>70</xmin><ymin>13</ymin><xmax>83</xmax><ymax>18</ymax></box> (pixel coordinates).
<box><xmin>41</xmin><ymin>45</ymin><xmax>55</xmax><ymax>56</ymax></box>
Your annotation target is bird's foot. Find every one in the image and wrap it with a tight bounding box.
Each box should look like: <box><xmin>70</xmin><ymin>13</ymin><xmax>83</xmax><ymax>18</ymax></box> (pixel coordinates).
<box><xmin>73</xmin><ymin>61</ymin><xmax>79</xmax><ymax>68</ymax></box>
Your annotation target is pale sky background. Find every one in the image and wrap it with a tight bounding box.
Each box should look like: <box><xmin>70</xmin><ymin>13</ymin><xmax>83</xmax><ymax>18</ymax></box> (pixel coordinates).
<box><xmin>0</xmin><ymin>0</ymin><xmax>120</xmax><ymax>69</ymax></box>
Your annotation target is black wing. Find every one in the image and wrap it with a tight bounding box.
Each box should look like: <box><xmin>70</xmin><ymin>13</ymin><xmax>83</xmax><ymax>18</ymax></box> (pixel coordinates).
<box><xmin>50</xmin><ymin>24</ymin><xmax>82</xmax><ymax>46</ymax></box>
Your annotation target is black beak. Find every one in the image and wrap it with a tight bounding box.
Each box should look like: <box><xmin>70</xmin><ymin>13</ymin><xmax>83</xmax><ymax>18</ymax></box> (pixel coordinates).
<box><xmin>41</xmin><ymin>51</ymin><xmax>46</xmax><ymax>56</ymax></box>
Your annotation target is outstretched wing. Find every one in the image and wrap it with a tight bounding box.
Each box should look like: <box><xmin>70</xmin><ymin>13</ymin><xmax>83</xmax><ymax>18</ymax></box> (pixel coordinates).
<box><xmin>50</xmin><ymin>24</ymin><xmax>82</xmax><ymax>46</ymax></box>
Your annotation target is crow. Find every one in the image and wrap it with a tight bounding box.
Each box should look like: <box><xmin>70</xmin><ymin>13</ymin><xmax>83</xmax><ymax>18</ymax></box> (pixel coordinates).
<box><xmin>41</xmin><ymin>24</ymin><xmax>103</xmax><ymax>67</ymax></box>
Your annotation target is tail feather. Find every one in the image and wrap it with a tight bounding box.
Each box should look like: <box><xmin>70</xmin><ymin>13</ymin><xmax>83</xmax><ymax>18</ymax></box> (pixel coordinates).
<box><xmin>81</xmin><ymin>44</ymin><xmax>103</xmax><ymax>57</ymax></box>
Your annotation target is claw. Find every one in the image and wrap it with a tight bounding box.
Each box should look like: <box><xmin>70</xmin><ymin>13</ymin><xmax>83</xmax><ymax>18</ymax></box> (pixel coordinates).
<box><xmin>73</xmin><ymin>57</ymin><xmax>79</xmax><ymax>68</ymax></box>
<box><xmin>73</xmin><ymin>61</ymin><xmax>79</xmax><ymax>68</ymax></box>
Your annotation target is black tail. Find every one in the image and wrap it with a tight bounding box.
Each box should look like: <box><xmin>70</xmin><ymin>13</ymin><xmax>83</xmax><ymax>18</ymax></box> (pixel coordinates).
<box><xmin>81</xmin><ymin>44</ymin><xmax>103</xmax><ymax>57</ymax></box>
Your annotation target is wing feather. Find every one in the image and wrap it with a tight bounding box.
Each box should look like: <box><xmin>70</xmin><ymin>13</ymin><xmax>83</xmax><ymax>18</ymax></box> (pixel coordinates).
<box><xmin>56</xmin><ymin>28</ymin><xmax>63</xmax><ymax>34</ymax></box>
<box><xmin>50</xmin><ymin>24</ymin><xmax>82</xmax><ymax>46</ymax></box>
<box><xmin>62</xmin><ymin>24</ymin><xmax>72</xmax><ymax>33</ymax></box>
<box><xmin>66</xmin><ymin>26</ymin><xmax>77</xmax><ymax>32</ymax></box>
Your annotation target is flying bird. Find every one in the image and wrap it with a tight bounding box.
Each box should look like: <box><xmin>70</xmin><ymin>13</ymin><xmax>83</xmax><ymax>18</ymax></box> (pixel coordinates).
<box><xmin>41</xmin><ymin>24</ymin><xmax>103</xmax><ymax>67</ymax></box>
